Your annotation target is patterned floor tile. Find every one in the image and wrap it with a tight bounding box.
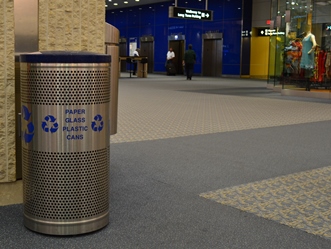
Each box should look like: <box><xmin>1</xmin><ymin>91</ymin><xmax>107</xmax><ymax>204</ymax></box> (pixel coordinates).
<box><xmin>200</xmin><ymin>166</ymin><xmax>331</xmax><ymax>239</ymax></box>
<box><xmin>111</xmin><ymin>77</ymin><xmax>331</xmax><ymax>144</ymax></box>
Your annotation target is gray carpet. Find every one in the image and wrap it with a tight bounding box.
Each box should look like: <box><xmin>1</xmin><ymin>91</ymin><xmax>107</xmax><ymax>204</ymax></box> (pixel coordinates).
<box><xmin>2</xmin><ymin>122</ymin><xmax>331</xmax><ymax>248</ymax></box>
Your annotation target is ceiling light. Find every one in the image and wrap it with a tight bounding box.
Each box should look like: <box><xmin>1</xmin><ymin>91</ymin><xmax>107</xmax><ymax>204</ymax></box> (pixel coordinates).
<box><xmin>316</xmin><ymin>1</ymin><xmax>329</xmax><ymax>5</ymax></box>
<box><xmin>135</xmin><ymin>0</ymin><xmax>140</xmax><ymax>2</ymax></box>
<box><xmin>114</xmin><ymin>3</ymin><xmax>118</xmax><ymax>5</ymax></box>
<box><xmin>124</xmin><ymin>1</ymin><xmax>128</xmax><ymax>3</ymax></box>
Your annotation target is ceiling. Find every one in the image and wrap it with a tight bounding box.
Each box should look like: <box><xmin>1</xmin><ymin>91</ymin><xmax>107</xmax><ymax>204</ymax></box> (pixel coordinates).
<box><xmin>105</xmin><ymin>0</ymin><xmax>173</xmax><ymax>10</ymax></box>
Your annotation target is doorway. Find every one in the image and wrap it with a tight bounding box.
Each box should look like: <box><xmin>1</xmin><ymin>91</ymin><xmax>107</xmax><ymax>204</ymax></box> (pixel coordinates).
<box><xmin>119</xmin><ymin>38</ymin><xmax>127</xmax><ymax>72</ymax></box>
<box><xmin>202</xmin><ymin>33</ymin><xmax>223</xmax><ymax>77</ymax></box>
<box><xmin>140</xmin><ymin>36</ymin><xmax>154</xmax><ymax>73</ymax></box>
<box><xmin>169</xmin><ymin>35</ymin><xmax>185</xmax><ymax>75</ymax></box>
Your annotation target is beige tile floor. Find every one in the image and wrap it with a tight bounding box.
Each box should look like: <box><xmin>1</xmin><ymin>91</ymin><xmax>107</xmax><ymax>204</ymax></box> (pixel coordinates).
<box><xmin>111</xmin><ymin>75</ymin><xmax>331</xmax><ymax>144</ymax></box>
<box><xmin>0</xmin><ymin>180</ymin><xmax>23</xmax><ymax>206</ymax></box>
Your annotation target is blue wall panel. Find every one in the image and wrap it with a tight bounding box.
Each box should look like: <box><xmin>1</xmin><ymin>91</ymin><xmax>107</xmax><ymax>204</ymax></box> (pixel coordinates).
<box><xmin>141</xmin><ymin>7</ymin><xmax>155</xmax><ymax>27</ymax></box>
<box><xmin>154</xmin><ymin>24</ymin><xmax>169</xmax><ymax>72</ymax></box>
<box><xmin>208</xmin><ymin>1</ymin><xmax>224</xmax><ymax>20</ymax></box>
<box><xmin>222</xmin><ymin>0</ymin><xmax>242</xmax><ymax>19</ymax></box>
<box><xmin>106</xmin><ymin>0</ymin><xmax>243</xmax><ymax>76</ymax></box>
<box><xmin>154</xmin><ymin>4</ymin><xmax>170</xmax><ymax>26</ymax></box>
<box><xmin>223</xmin><ymin>64</ymin><xmax>241</xmax><ymax>75</ymax></box>
<box><xmin>222</xmin><ymin>20</ymin><xmax>241</xmax><ymax>67</ymax></box>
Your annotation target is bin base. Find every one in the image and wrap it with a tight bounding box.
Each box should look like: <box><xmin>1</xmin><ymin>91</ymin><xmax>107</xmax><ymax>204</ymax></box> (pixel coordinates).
<box><xmin>24</xmin><ymin>211</ymin><xmax>109</xmax><ymax>235</ymax></box>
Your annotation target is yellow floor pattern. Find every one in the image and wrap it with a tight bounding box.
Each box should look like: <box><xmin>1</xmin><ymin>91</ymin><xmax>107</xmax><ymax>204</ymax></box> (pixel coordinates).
<box><xmin>200</xmin><ymin>166</ymin><xmax>331</xmax><ymax>239</ymax></box>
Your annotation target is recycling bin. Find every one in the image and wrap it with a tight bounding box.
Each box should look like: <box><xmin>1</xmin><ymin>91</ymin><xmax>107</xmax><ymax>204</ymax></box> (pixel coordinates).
<box><xmin>20</xmin><ymin>51</ymin><xmax>111</xmax><ymax>235</ymax></box>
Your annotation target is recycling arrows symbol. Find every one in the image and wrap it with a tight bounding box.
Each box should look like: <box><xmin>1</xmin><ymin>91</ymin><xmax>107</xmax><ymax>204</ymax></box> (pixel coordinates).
<box><xmin>42</xmin><ymin>115</ymin><xmax>59</xmax><ymax>133</ymax></box>
<box><xmin>91</xmin><ymin>114</ymin><xmax>104</xmax><ymax>132</ymax></box>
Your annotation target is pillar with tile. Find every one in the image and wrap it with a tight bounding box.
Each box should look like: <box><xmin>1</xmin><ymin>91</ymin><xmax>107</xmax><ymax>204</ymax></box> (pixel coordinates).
<box><xmin>0</xmin><ymin>1</ymin><xmax>15</xmax><ymax>183</ymax></box>
<box><xmin>0</xmin><ymin>0</ymin><xmax>105</xmax><ymax>183</ymax></box>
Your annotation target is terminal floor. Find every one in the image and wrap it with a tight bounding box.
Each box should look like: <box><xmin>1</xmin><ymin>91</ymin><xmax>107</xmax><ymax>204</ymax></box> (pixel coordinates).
<box><xmin>2</xmin><ymin>73</ymin><xmax>331</xmax><ymax>248</ymax></box>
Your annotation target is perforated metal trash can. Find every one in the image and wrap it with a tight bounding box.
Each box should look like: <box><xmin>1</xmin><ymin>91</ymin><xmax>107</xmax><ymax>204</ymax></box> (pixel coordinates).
<box><xmin>20</xmin><ymin>51</ymin><xmax>111</xmax><ymax>235</ymax></box>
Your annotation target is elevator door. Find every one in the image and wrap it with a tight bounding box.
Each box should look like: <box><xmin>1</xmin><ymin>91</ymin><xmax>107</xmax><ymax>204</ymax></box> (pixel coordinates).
<box><xmin>119</xmin><ymin>41</ymin><xmax>127</xmax><ymax>72</ymax></box>
<box><xmin>203</xmin><ymin>39</ymin><xmax>223</xmax><ymax>77</ymax></box>
<box><xmin>169</xmin><ymin>40</ymin><xmax>185</xmax><ymax>75</ymax></box>
<box><xmin>140</xmin><ymin>41</ymin><xmax>154</xmax><ymax>73</ymax></box>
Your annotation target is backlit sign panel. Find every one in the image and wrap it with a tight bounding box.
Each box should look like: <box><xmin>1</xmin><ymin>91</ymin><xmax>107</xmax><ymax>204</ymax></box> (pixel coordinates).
<box><xmin>169</xmin><ymin>6</ymin><xmax>213</xmax><ymax>21</ymax></box>
<box><xmin>257</xmin><ymin>28</ymin><xmax>285</xmax><ymax>36</ymax></box>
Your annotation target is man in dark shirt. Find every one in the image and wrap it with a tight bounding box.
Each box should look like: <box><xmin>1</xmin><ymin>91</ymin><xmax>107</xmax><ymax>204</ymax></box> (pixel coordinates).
<box><xmin>183</xmin><ymin>44</ymin><xmax>196</xmax><ymax>80</ymax></box>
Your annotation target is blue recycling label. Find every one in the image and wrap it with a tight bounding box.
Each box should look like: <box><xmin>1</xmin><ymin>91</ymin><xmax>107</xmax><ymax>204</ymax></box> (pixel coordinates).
<box><xmin>22</xmin><ymin>105</ymin><xmax>34</xmax><ymax>143</ymax></box>
<box><xmin>26</xmin><ymin>105</ymin><xmax>109</xmax><ymax>152</ymax></box>
<box><xmin>42</xmin><ymin>115</ymin><xmax>59</xmax><ymax>133</ymax></box>
<box><xmin>91</xmin><ymin>114</ymin><xmax>104</xmax><ymax>132</ymax></box>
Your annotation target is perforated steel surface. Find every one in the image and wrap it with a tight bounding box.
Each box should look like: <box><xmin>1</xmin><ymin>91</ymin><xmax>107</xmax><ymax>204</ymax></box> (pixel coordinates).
<box><xmin>22</xmin><ymin>147</ymin><xmax>110</xmax><ymax>220</ymax></box>
<box><xmin>20</xmin><ymin>64</ymin><xmax>110</xmax><ymax>105</ymax></box>
<box><xmin>21</xmin><ymin>61</ymin><xmax>111</xmax><ymax>235</ymax></box>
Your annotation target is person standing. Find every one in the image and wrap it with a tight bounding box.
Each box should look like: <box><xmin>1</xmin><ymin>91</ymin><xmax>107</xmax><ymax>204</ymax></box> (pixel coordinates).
<box><xmin>166</xmin><ymin>47</ymin><xmax>175</xmax><ymax>65</ymax></box>
<box><xmin>166</xmin><ymin>47</ymin><xmax>176</xmax><ymax>75</ymax></box>
<box><xmin>133</xmin><ymin>48</ymin><xmax>140</xmax><ymax>75</ymax></box>
<box><xmin>183</xmin><ymin>44</ymin><xmax>196</xmax><ymax>80</ymax></box>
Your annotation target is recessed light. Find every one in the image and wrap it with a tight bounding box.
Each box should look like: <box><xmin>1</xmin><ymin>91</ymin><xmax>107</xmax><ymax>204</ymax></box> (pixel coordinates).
<box><xmin>114</xmin><ymin>3</ymin><xmax>118</xmax><ymax>5</ymax></box>
<box><xmin>124</xmin><ymin>1</ymin><xmax>128</xmax><ymax>3</ymax></box>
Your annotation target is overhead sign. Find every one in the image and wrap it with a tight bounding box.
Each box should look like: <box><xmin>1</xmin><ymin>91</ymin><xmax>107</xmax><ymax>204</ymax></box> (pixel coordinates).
<box><xmin>257</xmin><ymin>28</ymin><xmax>285</xmax><ymax>36</ymax></box>
<box><xmin>242</xmin><ymin>30</ymin><xmax>251</xmax><ymax>37</ymax></box>
<box><xmin>169</xmin><ymin>6</ymin><xmax>213</xmax><ymax>21</ymax></box>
